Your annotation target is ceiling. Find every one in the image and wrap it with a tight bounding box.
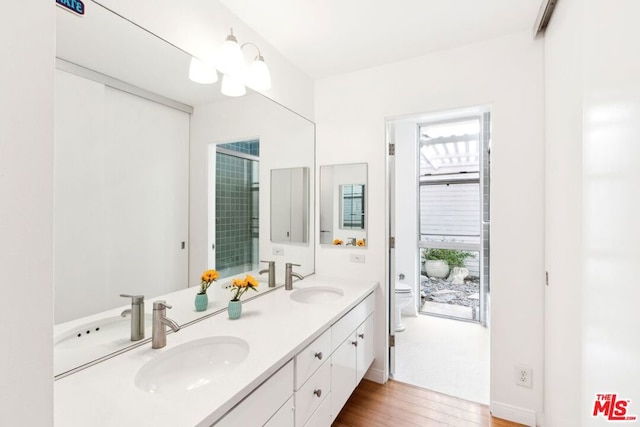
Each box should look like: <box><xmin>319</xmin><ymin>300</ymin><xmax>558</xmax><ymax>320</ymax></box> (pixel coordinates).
<box><xmin>219</xmin><ymin>0</ymin><xmax>543</xmax><ymax>79</ymax></box>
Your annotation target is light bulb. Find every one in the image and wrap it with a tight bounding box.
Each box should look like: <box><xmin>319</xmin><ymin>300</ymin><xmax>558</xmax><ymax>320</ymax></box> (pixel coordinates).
<box><xmin>221</xmin><ymin>74</ymin><xmax>246</xmax><ymax>97</ymax></box>
<box><xmin>217</xmin><ymin>29</ymin><xmax>245</xmax><ymax>78</ymax></box>
<box><xmin>188</xmin><ymin>57</ymin><xmax>218</xmax><ymax>84</ymax></box>
<box><xmin>245</xmin><ymin>55</ymin><xmax>271</xmax><ymax>91</ymax></box>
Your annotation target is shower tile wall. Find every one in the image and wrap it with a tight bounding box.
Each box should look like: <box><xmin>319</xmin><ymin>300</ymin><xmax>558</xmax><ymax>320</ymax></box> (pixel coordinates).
<box><xmin>216</xmin><ymin>141</ymin><xmax>259</xmax><ymax>276</ymax></box>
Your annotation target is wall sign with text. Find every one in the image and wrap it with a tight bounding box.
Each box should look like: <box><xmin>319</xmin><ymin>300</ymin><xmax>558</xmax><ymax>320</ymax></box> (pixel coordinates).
<box><xmin>56</xmin><ymin>0</ymin><xmax>85</xmax><ymax>16</ymax></box>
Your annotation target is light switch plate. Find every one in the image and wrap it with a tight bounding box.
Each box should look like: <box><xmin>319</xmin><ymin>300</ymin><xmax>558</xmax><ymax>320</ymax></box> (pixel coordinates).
<box><xmin>272</xmin><ymin>247</ymin><xmax>284</xmax><ymax>256</ymax></box>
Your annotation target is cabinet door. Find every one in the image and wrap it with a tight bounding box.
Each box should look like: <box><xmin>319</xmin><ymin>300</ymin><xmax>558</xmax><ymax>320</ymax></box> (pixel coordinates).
<box><xmin>356</xmin><ymin>314</ymin><xmax>375</xmax><ymax>383</ymax></box>
<box><xmin>264</xmin><ymin>396</ymin><xmax>294</xmax><ymax>427</ymax></box>
<box><xmin>330</xmin><ymin>334</ymin><xmax>357</xmax><ymax>422</ymax></box>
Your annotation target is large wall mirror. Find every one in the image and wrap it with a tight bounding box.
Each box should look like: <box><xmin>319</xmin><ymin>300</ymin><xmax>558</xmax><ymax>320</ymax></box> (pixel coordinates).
<box><xmin>54</xmin><ymin>1</ymin><xmax>315</xmax><ymax>376</ymax></box>
<box><xmin>270</xmin><ymin>167</ymin><xmax>310</xmax><ymax>244</ymax></box>
<box><xmin>319</xmin><ymin>163</ymin><xmax>367</xmax><ymax>247</ymax></box>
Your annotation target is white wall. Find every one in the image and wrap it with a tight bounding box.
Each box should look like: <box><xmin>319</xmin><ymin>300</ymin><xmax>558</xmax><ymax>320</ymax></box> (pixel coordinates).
<box><xmin>190</xmin><ymin>93</ymin><xmax>315</xmax><ymax>285</ymax></box>
<box><xmin>98</xmin><ymin>0</ymin><xmax>314</xmax><ymax>119</ymax></box>
<box><xmin>546</xmin><ymin>1</ymin><xmax>640</xmax><ymax>425</ymax></box>
<box><xmin>543</xmin><ymin>0</ymin><xmax>584</xmax><ymax>424</ymax></box>
<box><xmin>315</xmin><ymin>31</ymin><xmax>545</xmax><ymax>423</ymax></box>
<box><xmin>0</xmin><ymin>2</ymin><xmax>54</xmax><ymax>425</ymax></box>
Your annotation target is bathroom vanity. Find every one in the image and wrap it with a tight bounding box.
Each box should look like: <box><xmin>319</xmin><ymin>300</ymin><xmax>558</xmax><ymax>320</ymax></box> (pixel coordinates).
<box><xmin>54</xmin><ymin>276</ymin><xmax>377</xmax><ymax>426</ymax></box>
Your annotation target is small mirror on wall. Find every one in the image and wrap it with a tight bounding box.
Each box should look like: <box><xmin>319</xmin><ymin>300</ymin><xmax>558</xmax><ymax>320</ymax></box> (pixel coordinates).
<box><xmin>320</xmin><ymin>163</ymin><xmax>367</xmax><ymax>247</ymax></box>
<box><xmin>271</xmin><ymin>167</ymin><xmax>310</xmax><ymax>243</ymax></box>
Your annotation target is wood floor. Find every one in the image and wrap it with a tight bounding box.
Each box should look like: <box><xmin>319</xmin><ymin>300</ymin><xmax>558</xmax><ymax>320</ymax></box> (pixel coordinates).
<box><xmin>332</xmin><ymin>380</ymin><xmax>525</xmax><ymax>427</ymax></box>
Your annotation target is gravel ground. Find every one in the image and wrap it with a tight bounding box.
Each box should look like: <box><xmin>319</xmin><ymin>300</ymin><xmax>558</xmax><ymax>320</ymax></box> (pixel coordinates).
<box><xmin>421</xmin><ymin>276</ymin><xmax>480</xmax><ymax>308</ymax></box>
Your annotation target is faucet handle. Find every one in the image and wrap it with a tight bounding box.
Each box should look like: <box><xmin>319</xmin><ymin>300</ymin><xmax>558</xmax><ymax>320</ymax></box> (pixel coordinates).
<box><xmin>120</xmin><ymin>294</ymin><xmax>144</xmax><ymax>304</ymax></box>
<box><xmin>286</xmin><ymin>263</ymin><xmax>301</xmax><ymax>267</ymax></box>
<box><xmin>260</xmin><ymin>260</ymin><xmax>275</xmax><ymax>265</ymax></box>
<box><xmin>153</xmin><ymin>300</ymin><xmax>172</xmax><ymax>310</ymax></box>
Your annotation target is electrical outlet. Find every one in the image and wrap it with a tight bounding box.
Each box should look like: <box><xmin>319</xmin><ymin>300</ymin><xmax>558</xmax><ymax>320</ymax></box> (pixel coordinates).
<box><xmin>272</xmin><ymin>247</ymin><xmax>284</xmax><ymax>256</ymax></box>
<box><xmin>515</xmin><ymin>365</ymin><xmax>532</xmax><ymax>388</ymax></box>
<box><xmin>350</xmin><ymin>253</ymin><xmax>365</xmax><ymax>263</ymax></box>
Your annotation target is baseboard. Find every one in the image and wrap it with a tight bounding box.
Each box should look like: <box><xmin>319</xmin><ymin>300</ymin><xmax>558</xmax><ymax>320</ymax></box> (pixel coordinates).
<box><xmin>363</xmin><ymin>367</ymin><xmax>385</xmax><ymax>384</ymax></box>
<box><xmin>490</xmin><ymin>401</ymin><xmax>537</xmax><ymax>426</ymax></box>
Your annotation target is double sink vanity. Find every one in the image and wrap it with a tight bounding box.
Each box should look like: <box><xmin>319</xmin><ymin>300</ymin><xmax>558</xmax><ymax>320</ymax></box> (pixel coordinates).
<box><xmin>54</xmin><ymin>276</ymin><xmax>378</xmax><ymax>426</ymax></box>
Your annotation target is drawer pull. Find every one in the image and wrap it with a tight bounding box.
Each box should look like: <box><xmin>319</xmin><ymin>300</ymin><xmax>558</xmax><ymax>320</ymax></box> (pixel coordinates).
<box><xmin>352</xmin><ymin>340</ymin><xmax>358</xmax><ymax>347</ymax></box>
<box><xmin>358</xmin><ymin>333</ymin><xmax>365</xmax><ymax>339</ymax></box>
<box><xmin>314</xmin><ymin>351</ymin><xmax>323</xmax><ymax>360</ymax></box>
<box><xmin>313</xmin><ymin>389</ymin><xmax>322</xmax><ymax>398</ymax></box>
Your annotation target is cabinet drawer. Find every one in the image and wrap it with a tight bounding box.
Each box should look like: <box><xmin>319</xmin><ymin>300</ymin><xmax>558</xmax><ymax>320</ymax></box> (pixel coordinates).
<box><xmin>264</xmin><ymin>396</ymin><xmax>294</xmax><ymax>427</ymax></box>
<box><xmin>294</xmin><ymin>360</ymin><xmax>330</xmax><ymax>427</ymax></box>
<box><xmin>295</xmin><ymin>328</ymin><xmax>331</xmax><ymax>390</ymax></box>
<box><xmin>331</xmin><ymin>292</ymin><xmax>374</xmax><ymax>352</ymax></box>
<box><xmin>304</xmin><ymin>391</ymin><xmax>331</xmax><ymax>427</ymax></box>
<box><xmin>214</xmin><ymin>360</ymin><xmax>294</xmax><ymax>427</ymax></box>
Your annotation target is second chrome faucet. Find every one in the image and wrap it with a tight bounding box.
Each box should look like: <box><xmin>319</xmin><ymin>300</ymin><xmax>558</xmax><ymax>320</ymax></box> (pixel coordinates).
<box><xmin>152</xmin><ymin>301</ymin><xmax>180</xmax><ymax>349</ymax></box>
<box><xmin>285</xmin><ymin>262</ymin><xmax>304</xmax><ymax>290</ymax></box>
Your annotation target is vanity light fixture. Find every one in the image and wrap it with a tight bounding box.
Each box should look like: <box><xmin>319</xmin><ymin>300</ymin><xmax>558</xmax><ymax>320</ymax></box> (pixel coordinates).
<box><xmin>188</xmin><ymin>57</ymin><xmax>218</xmax><ymax>84</ymax></box>
<box><xmin>215</xmin><ymin>28</ymin><xmax>272</xmax><ymax>95</ymax></box>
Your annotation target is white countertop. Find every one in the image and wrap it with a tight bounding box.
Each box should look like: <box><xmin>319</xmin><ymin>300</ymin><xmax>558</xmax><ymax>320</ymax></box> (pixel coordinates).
<box><xmin>54</xmin><ymin>271</ymin><xmax>278</xmax><ymax>376</ymax></box>
<box><xmin>54</xmin><ymin>275</ymin><xmax>378</xmax><ymax>426</ymax></box>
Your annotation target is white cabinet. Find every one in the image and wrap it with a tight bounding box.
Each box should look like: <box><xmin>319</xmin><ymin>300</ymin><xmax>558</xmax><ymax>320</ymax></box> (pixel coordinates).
<box><xmin>330</xmin><ymin>306</ymin><xmax>375</xmax><ymax>422</ymax></box>
<box><xmin>214</xmin><ymin>360</ymin><xmax>294</xmax><ymax>427</ymax></box>
<box><xmin>264</xmin><ymin>397</ymin><xmax>294</xmax><ymax>427</ymax></box>
<box><xmin>294</xmin><ymin>360</ymin><xmax>331</xmax><ymax>426</ymax></box>
<box><xmin>356</xmin><ymin>314</ymin><xmax>375</xmax><ymax>383</ymax></box>
<box><xmin>330</xmin><ymin>332</ymin><xmax>358</xmax><ymax>419</ymax></box>
<box><xmin>303</xmin><ymin>391</ymin><xmax>331</xmax><ymax>427</ymax></box>
<box><xmin>295</xmin><ymin>329</ymin><xmax>331</xmax><ymax>390</ymax></box>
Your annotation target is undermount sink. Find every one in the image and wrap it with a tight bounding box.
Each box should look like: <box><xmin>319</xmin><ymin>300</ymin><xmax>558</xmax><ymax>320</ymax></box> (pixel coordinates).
<box><xmin>290</xmin><ymin>286</ymin><xmax>344</xmax><ymax>304</ymax></box>
<box><xmin>54</xmin><ymin>314</ymin><xmax>152</xmax><ymax>351</ymax></box>
<box><xmin>135</xmin><ymin>336</ymin><xmax>250</xmax><ymax>394</ymax></box>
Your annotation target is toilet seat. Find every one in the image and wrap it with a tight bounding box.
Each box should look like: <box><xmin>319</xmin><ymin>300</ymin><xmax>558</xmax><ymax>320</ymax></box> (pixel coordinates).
<box><xmin>396</xmin><ymin>283</ymin><xmax>412</xmax><ymax>293</ymax></box>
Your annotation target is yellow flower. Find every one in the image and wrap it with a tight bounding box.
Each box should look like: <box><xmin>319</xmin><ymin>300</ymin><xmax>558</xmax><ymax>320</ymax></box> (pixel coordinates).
<box><xmin>201</xmin><ymin>269</ymin><xmax>219</xmax><ymax>282</ymax></box>
<box><xmin>230</xmin><ymin>274</ymin><xmax>260</xmax><ymax>301</ymax></box>
<box><xmin>232</xmin><ymin>277</ymin><xmax>246</xmax><ymax>287</ymax></box>
<box><xmin>246</xmin><ymin>274</ymin><xmax>258</xmax><ymax>288</ymax></box>
<box><xmin>356</xmin><ymin>239</ymin><xmax>365</xmax><ymax>247</ymax></box>
<box><xmin>199</xmin><ymin>269</ymin><xmax>219</xmax><ymax>294</ymax></box>
<box><xmin>333</xmin><ymin>239</ymin><xmax>344</xmax><ymax>245</ymax></box>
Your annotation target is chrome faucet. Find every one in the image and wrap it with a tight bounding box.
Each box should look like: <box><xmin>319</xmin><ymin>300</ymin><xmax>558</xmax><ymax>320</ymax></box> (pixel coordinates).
<box><xmin>259</xmin><ymin>260</ymin><xmax>276</xmax><ymax>288</ymax></box>
<box><xmin>152</xmin><ymin>301</ymin><xmax>180</xmax><ymax>349</ymax></box>
<box><xmin>120</xmin><ymin>294</ymin><xmax>145</xmax><ymax>341</ymax></box>
<box><xmin>285</xmin><ymin>262</ymin><xmax>304</xmax><ymax>290</ymax></box>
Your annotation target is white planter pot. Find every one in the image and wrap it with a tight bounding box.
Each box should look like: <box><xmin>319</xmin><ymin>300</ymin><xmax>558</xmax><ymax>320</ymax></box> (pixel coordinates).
<box><xmin>424</xmin><ymin>260</ymin><xmax>450</xmax><ymax>278</ymax></box>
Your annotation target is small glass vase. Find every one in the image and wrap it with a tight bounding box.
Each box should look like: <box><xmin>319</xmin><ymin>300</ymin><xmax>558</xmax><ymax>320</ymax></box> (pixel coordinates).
<box><xmin>194</xmin><ymin>293</ymin><xmax>208</xmax><ymax>312</ymax></box>
<box><xmin>228</xmin><ymin>300</ymin><xmax>242</xmax><ymax>320</ymax></box>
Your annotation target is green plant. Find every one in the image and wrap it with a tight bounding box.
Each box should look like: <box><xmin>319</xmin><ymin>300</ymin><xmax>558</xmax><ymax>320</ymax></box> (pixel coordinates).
<box><xmin>422</xmin><ymin>248</ymin><xmax>475</xmax><ymax>268</ymax></box>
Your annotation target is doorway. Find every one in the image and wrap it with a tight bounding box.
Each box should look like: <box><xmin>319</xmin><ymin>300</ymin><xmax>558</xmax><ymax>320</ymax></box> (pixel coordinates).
<box><xmin>387</xmin><ymin>107</ymin><xmax>490</xmax><ymax>404</ymax></box>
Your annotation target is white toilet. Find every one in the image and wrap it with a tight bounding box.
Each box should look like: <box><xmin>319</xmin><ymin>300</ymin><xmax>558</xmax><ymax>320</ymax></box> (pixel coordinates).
<box><xmin>395</xmin><ymin>282</ymin><xmax>414</xmax><ymax>332</ymax></box>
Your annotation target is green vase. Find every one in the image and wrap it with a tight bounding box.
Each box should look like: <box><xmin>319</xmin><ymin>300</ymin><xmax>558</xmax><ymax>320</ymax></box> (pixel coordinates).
<box><xmin>228</xmin><ymin>300</ymin><xmax>242</xmax><ymax>319</ymax></box>
<box><xmin>195</xmin><ymin>293</ymin><xmax>208</xmax><ymax>312</ymax></box>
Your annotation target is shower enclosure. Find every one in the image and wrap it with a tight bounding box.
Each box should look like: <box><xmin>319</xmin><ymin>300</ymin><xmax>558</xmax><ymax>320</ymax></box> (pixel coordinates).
<box><xmin>214</xmin><ymin>141</ymin><xmax>260</xmax><ymax>277</ymax></box>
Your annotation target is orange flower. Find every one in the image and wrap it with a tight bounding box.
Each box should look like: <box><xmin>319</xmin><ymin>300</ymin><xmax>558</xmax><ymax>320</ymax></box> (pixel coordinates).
<box><xmin>246</xmin><ymin>274</ymin><xmax>258</xmax><ymax>288</ymax></box>
<box><xmin>199</xmin><ymin>269</ymin><xmax>219</xmax><ymax>294</ymax></box>
<box><xmin>333</xmin><ymin>239</ymin><xmax>344</xmax><ymax>245</ymax></box>
<box><xmin>231</xmin><ymin>274</ymin><xmax>259</xmax><ymax>301</ymax></box>
<box><xmin>356</xmin><ymin>239</ymin><xmax>365</xmax><ymax>247</ymax></box>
